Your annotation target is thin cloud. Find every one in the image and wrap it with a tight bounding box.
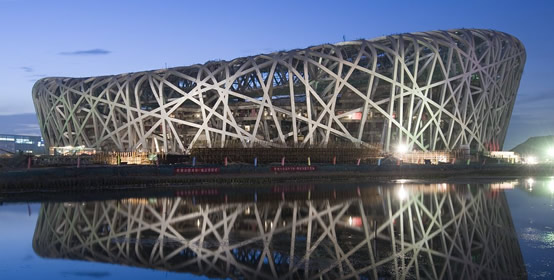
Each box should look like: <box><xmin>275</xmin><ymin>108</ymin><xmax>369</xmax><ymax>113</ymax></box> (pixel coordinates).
<box><xmin>20</xmin><ymin>66</ymin><xmax>33</xmax><ymax>72</ymax></box>
<box><xmin>27</xmin><ymin>74</ymin><xmax>47</xmax><ymax>83</ymax></box>
<box><xmin>59</xmin><ymin>48</ymin><xmax>111</xmax><ymax>56</ymax></box>
<box><xmin>516</xmin><ymin>90</ymin><xmax>554</xmax><ymax>105</ymax></box>
<box><xmin>241</xmin><ymin>47</ymin><xmax>275</xmax><ymax>54</ymax></box>
<box><xmin>22</xmin><ymin>254</ymin><xmax>34</xmax><ymax>261</ymax></box>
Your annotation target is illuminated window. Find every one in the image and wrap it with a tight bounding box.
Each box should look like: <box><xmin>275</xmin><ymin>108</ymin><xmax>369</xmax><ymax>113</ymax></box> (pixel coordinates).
<box><xmin>16</xmin><ymin>138</ymin><xmax>33</xmax><ymax>144</ymax></box>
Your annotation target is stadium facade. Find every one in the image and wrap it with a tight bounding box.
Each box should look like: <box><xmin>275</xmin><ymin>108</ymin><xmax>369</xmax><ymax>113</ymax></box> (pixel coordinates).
<box><xmin>32</xmin><ymin>29</ymin><xmax>526</xmax><ymax>154</ymax></box>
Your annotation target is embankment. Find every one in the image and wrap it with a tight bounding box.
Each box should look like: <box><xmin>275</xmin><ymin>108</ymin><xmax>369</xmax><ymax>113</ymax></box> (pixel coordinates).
<box><xmin>1</xmin><ymin>163</ymin><xmax>552</xmax><ymax>197</ymax></box>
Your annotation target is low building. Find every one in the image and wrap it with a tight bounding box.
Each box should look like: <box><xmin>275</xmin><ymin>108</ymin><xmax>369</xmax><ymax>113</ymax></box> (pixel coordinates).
<box><xmin>489</xmin><ymin>151</ymin><xmax>521</xmax><ymax>164</ymax></box>
<box><xmin>0</xmin><ymin>134</ymin><xmax>46</xmax><ymax>155</ymax></box>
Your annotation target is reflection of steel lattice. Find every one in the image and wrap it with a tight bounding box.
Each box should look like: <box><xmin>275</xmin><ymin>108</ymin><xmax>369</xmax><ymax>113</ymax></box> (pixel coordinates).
<box><xmin>33</xmin><ymin>29</ymin><xmax>525</xmax><ymax>153</ymax></box>
<box><xmin>33</xmin><ymin>187</ymin><xmax>525</xmax><ymax>279</ymax></box>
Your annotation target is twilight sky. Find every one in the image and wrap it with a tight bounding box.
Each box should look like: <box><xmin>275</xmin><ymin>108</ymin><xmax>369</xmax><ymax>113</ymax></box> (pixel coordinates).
<box><xmin>0</xmin><ymin>0</ymin><xmax>552</xmax><ymax>149</ymax></box>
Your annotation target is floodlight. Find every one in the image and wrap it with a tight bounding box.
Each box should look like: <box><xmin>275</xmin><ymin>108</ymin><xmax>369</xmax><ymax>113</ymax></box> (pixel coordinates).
<box><xmin>396</xmin><ymin>144</ymin><xmax>409</xmax><ymax>154</ymax></box>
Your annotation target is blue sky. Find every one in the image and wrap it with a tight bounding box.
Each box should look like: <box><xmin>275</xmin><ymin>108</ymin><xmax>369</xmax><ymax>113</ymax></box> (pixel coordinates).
<box><xmin>0</xmin><ymin>0</ymin><xmax>553</xmax><ymax>148</ymax></box>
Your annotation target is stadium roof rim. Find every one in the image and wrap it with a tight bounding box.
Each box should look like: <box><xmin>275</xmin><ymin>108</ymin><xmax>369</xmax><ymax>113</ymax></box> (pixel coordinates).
<box><xmin>35</xmin><ymin>28</ymin><xmax>522</xmax><ymax>83</ymax></box>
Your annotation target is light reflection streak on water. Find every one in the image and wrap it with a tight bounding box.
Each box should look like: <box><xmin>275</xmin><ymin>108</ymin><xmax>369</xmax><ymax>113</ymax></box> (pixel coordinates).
<box><xmin>507</xmin><ymin>177</ymin><xmax>554</xmax><ymax>279</ymax></box>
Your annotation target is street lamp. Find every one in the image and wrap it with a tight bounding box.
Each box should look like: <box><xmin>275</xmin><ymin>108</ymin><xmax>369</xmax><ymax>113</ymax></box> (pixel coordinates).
<box><xmin>526</xmin><ymin>156</ymin><xmax>538</xmax><ymax>165</ymax></box>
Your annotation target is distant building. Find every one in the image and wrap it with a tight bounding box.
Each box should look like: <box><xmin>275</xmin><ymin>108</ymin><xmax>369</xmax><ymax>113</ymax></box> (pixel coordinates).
<box><xmin>489</xmin><ymin>151</ymin><xmax>521</xmax><ymax>164</ymax></box>
<box><xmin>0</xmin><ymin>134</ymin><xmax>46</xmax><ymax>155</ymax></box>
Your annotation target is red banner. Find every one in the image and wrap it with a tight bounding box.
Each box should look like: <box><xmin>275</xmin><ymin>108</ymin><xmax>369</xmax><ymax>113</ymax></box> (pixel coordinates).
<box><xmin>175</xmin><ymin>167</ymin><xmax>221</xmax><ymax>174</ymax></box>
<box><xmin>271</xmin><ymin>166</ymin><xmax>316</xmax><ymax>172</ymax></box>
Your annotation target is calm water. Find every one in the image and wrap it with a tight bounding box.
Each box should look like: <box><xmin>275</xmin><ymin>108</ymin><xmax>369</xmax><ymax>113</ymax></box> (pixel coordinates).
<box><xmin>1</xmin><ymin>178</ymin><xmax>553</xmax><ymax>279</ymax></box>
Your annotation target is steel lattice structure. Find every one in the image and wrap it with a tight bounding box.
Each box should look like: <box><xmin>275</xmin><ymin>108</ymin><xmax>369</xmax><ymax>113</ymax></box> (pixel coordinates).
<box><xmin>33</xmin><ymin>185</ymin><xmax>525</xmax><ymax>279</ymax></box>
<box><xmin>33</xmin><ymin>29</ymin><xmax>525</xmax><ymax>153</ymax></box>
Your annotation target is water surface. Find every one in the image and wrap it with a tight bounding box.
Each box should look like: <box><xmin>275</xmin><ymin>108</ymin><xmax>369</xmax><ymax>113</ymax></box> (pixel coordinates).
<box><xmin>1</xmin><ymin>178</ymin><xmax>553</xmax><ymax>279</ymax></box>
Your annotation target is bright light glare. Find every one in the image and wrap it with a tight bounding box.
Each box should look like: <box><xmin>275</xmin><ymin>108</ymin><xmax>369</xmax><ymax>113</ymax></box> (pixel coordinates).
<box><xmin>397</xmin><ymin>186</ymin><xmax>408</xmax><ymax>201</ymax></box>
<box><xmin>526</xmin><ymin>156</ymin><xmax>538</xmax><ymax>165</ymax></box>
<box><xmin>526</xmin><ymin>178</ymin><xmax>535</xmax><ymax>186</ymax></box>
<box><xmin>548</xmin><ymin>148</ymin><xmax>554</xmax><ymax>157</ymax></box>
<box><xmin>396</xmin><ymin>144</ymin><xmax>409</xmax><ymax>154</ymax></box>
<box><xmin>548</xmin><ymin>180</ymin><xmax>554</xmax><ymax>194</ymax></box>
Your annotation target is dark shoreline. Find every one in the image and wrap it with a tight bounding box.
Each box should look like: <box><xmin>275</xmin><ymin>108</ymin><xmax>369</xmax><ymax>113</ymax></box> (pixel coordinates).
<box><xmin>1</xmin><ymin>163</ymin><xmax>552</xmax><ymax>201</ymax></box>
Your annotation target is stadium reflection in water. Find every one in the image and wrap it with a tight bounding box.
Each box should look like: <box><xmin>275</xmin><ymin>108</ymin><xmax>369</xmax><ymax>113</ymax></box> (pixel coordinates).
<box><xmin>32</xmin><ymin>183</ymin><xmax>526</xmax><ymax>279</ymax></box>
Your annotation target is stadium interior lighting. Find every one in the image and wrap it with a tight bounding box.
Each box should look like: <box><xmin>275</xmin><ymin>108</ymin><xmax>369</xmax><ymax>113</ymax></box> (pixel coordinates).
<box><xmin>396</xmin><ymin>144</ymin><xmax>409</xmax><ymax>154</ymax></box>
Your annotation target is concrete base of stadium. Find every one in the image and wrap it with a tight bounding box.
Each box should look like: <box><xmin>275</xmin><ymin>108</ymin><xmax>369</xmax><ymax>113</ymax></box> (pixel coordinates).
<box><xmin>0</xmin><ymin>163</ymin><xmax>551</xmax><ymax>199</ymax></box>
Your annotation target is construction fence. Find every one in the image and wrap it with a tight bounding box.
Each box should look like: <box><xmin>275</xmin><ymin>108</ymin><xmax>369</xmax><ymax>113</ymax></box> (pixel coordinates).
<box><xmin>190</xmin><ymin>147</ymin><xmax>382</xmax><ymax>165</ymax></box>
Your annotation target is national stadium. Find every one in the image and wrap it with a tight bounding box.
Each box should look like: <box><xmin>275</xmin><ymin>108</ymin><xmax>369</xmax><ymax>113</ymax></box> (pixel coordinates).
<box><xmin>32</xmin><ymin>29</ymin><xmax>526</xmax><ymax>155</ymax></box>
